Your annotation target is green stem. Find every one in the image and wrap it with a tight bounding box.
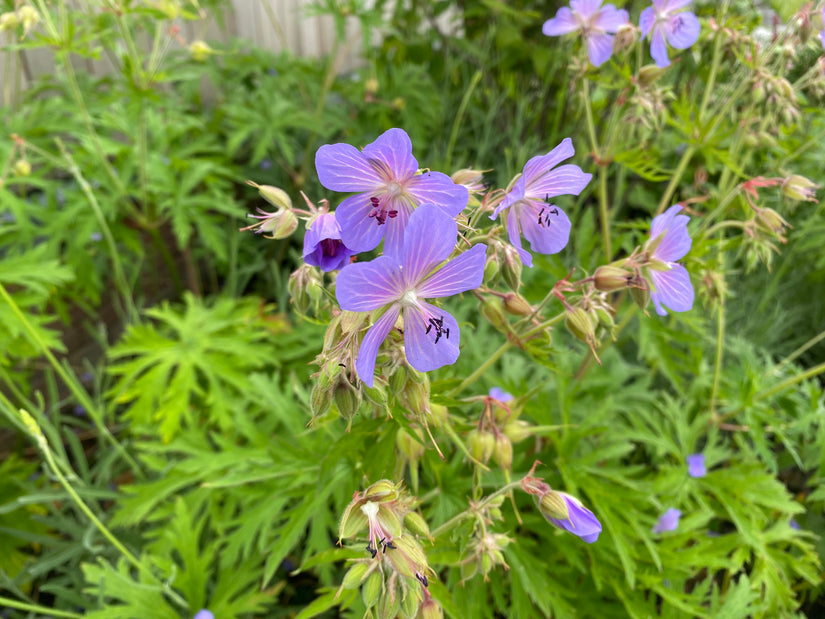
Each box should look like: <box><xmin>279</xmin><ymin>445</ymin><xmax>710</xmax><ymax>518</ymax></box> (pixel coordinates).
<box><xmin>430</xmin><ymin>480</ymin><xmax>522</xmax><ymax>539</ymax></box>
<box><xmin>0</xmin><ymin>596</ymin><xmax>84</xmax><ymax>618</ymax></box>
<box><xmin>756</xmin><ymin>361</ymin><xmax>825</xmax><ymax>402</ymax></box>
<box><xmin>446</xmin><ymin>340</ymin><xmax>511</xmax><ymax>397</ymax></box>
<box><xmin>698</xmin><ymin>0</ymin><xmax>729</xmax><ymax>122</ymax></box>
<box><xmin>709</xmin><ymin>250</ymin><xmax>726</xmax><ymax>417</ymax></box>
<box><xmin>445</xmin><ymin>70</ymin><xmax>482</xmax><ymax>171</ymax></box>
<box><xmin>654</xmin><ymin>145</ymin><xmax>695</xmax><ymax>216</ymax></box>
<box><xmin>777</xmin><ymin>329</ymin><xmax>825</xmax><ymax>370</ymax></box>
<box><xmin>0</xmin><ymin>283</ymin><xmax>143</xmax><ymax>477</ymax></box>
<box><xmin>582</xmin><ymin>79</ymin><xmax>611</xmax><ymax>258</ymax></box>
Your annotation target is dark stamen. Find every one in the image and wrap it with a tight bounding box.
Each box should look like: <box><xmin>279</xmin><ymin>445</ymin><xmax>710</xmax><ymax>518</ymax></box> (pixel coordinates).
<box><xmin>416</xmin><ymin>573</ymin><xmax>429</xmax><ymax>587</ymax></box>
<box><xmin>426</xmin><ymin>316</ymin><xmax>448</xmax><ymax>344</ymax></box>
<box><xmin>366</xmin><ymin>543</ymin><xmax>377</xmax><ymax>559</ymax></box>
<box><xmin>367</xmin><ymin>196</ymin><xmax>396</xmax><ymax>226</ymax></box>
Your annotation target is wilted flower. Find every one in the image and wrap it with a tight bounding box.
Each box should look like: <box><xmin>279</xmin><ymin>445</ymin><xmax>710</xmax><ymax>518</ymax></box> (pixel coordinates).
<box><xmin>315</xmin><ymin>128</ymin><xmax>468</xmax><ymax>255</ymax></box>
<box><xmin>240</xmin><ymin>207</ymin><xmax>298</xmax><ymax>239</ymax></box>
<box><xmin>639</xmin><ymin>0</ymin><xmax>701</xmax><ymax>68</ymax></box>
<box><xmin>686</xmin><ymin>452</ymin><xmax>706</xmax><ymax>478</ymax></box>
<box><xmin>645</xmin><ymin>204</ymin><xmax>694</xmax><ymax>315</ymax></box>
<box><xmin>539</xmin><ymin>490</ymin><xmax>602</xmax><ymax>543</ymax></box>
<box><xmin>652</xmin><ymin>507</ymin><xmax>681</xmax><ymax>533</ymax></box>
<box><xmin>542</xmin><ymin>0</ymin><xmax>630</xmax><ymax>67</ymax></box>
<box><xmin>303</xmin><ymin>211</ymin><xmax>354</xmax><ymax>272</ymax></box>
<box><xmin>781</xmin><ymin>175</ymin><xmax>819</xmax><ymax>202</ymax></box>
<box><xmin>336</xmin><ymin>204</ymin><xmax>486</xmax><ymax>387</ymax></box>
<box><xmin>491</xmin><ymin>138</ymin><xmax>591</xmax><ymax>267</ymax></box>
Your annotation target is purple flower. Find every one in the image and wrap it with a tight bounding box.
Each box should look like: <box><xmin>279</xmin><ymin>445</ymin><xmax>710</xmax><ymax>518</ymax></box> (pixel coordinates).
<box><xmin>491</xmin><ymin>138</ymin><xmax>591</xmax><ymax>267</ymax></box>
<box><xmin>193</xmin><ymin>611</ymin><xmax>214</xmax><ymax>619</ymax></box>
<box><xmin>639</xmin><ymin>0</ymin><xmax>700</xmax><ymax>68</ymax></box>
<box><xmin>686</xmin><ymin>452</ymin><xmax>706</xmax><ymax>478</ymax></box>
<box><xmin>821</xmin><ymin>6</ymin><xmax>825</xmax><ymax>50</ymax></box>
<box><xmin>315</xmin><ymin>128</ymin><xmax>468</xmax><ymax>256</ymax></box>
<box><xmin>489</xmin><ymin>387</ymin><xmax>513</xmax><ymax>402</ymax></box>
<box><xmin>336</xmin><ymin>204</ymin><xmax>486</xmax><ymax>387</ymax></box>
<box><xmin>652</xmin><ymin>507</ymin><xmax>681</xmax><ymax>533</ymax></box>
<box><xmin>646</xmin><ymin>204</ymin><xmax>694</xmax><ymax>315</ymax></box>
<box><xmin>542</xmin><ymin>0</ymin><xmax>630</xmax><ymax>67</ymax></box>
<box><xmin>303</xmin><ymin>211</ymin><xmax>354</xmax><ymax>272</ymax></box>
<box><xmin>545</xmin><ymin>492</ymin><xmax>602</xmax><ymax>543</ymax></box>
<box><xmin>790</xmin><ymin>519</ymin><xmax>801</xmax><ymax>530</ymax></box>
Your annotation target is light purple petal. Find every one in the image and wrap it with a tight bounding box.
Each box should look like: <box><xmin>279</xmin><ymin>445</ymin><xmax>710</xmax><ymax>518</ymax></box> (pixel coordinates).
<box><xmin>686</xmin><ymin>453</ymin><xmax>706</xmax><ymax>478</ymax></box>
<box><xmin>526</xmin><ymin>164</ymin><xmax>592</xmax><ymax>200</ymax></box>
<box><xmin>193</xmin><ymin>611</ymin><xmax>215</xmax><ymax>619</ymax></box>
<box><xmin>519</xmin><ymin>201</ymin><xmax>571</xmax><ymax>256</ymax></box>
<box><xmin>316</xmin><ymin>143</ymin><xmax>380</xmax><ymax>192</ymax></box>
<box><xmin>400</xmin><ymin>204</ymin><xmax>458</xmax><ymax>285</ymax></box>
<box><xmin>303</xmin><ymin>214</ymin><xmax>352</xmax><ymax>272</ymax></box>
<box><xmin>506</xmin><ymin>206</ymin><xmax>533</xmax><ymax>267</ymax></box>
<box><xmin>489</xmin><ymin>387</ymin><xmax>513</xmax><ymax>401</ymax></box>
<box><xmin>821</xmin><ymin>29</ymin><xmax>825</xmax><ymax>51</ymax></box>
<box><xmin>491</xmin><ymin>175</ymin><xmax>526</xmax><ymax>221</ymax></box>
<box><xmin>652</xmin><ymin>214</ymin><xmax>691</xmax><ymax>263</ymax></box>
<box><xmin>587</xmin><ymin>32</ymin><xmax>616</xmax><ymax>67</ymax></box>
<box><xmin>406</xmin><ymin>171</ymin><xmax>469</xmax><ymax>217</ymax></box>
<box><xmin>593</xmin><ymin>6</ymin><xmax>629</xmax><ymax>33</ymax></box>
<box><xmin>639</xmin><ymin>6</ymin><xmax>655</xmax><ymax>37</ymax></box>
<box><xmin>650</xmin><ymin>265</ymin><xmax>694</xmax><ymax>316</ymax></box>
<box><xmin>650</xmin><ymin>26</ymin><xmax>671</xmax><ymax>68</ymax></box>
<box><xmin>542</xmin><ymin>8</ymin><xmax>581</xmax><ymax>37</ymax></box>
<box><xmin>356</xmin><ymin>305</ymin><xmax>401</xmax><ymax>387</ymax></box>
<box><xmin>379</xmin><ymin>200</ymin><xmax>414</xmax><ymax>261</ymax></box>
<box><xmin>547</xmin><ymin>494</ymin><xmax>602</xmax><ymax>543</ymax></box>
<box><xmin>570</xmin><ymin>0</ymin><xmax>602</xmax><ymax>16</ymax></box>
<box><xmin>360</xmin><ymin>128</ymin><xmax>417</xmax><ymax>181</ymax></box>
<box><xmin>664</xmin><ymin>0</ymin><xmax>694</xmax><ymax>11</ymax></box>
<box><xmin>417</xmin><ymin>243</ymin><xmax>487</xmax><ymax>298</ymax></box>
<box><xmin>336</xmin><ymin>255</ymin><xmax>404</xmax><ymax>312</ymax></box>
<box><xmin>521</xmin><ymin>139</ymin><xmax>576</xmax><ymax>187</ymax></box>
<box><xmin>335</xmin><ymin>193</ymin><xmax>386</xmax><ymax>253</ymax></box>
<box><xmin>652</xmin><ymin>508</ymin><xmax>681</xmax><ymax>533</ymax></box>
<box><xmin>651</xmin><ymin>204</ymin><xmax>683</xmax><ymax>239</ymax></box>
<box><xmin>666</xmin><ymin>11</ymin><xmax>700</xmax><ymax>50</ymax></box>
<box><xmin>403</xmin><ymin>303</ymin><xmax>460</xmax><ymax>372</ymax></box>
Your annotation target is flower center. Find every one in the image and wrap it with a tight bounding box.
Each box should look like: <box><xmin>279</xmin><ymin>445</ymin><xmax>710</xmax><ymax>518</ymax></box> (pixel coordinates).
<box><xmin>532</xmin><ymin>196</ymin><xmax>560</xmax><ymax>228</ymax></box>
<box><xmin>400</xmin><ymin>290</ymin><xmax>418</xmax><ymax>307</ymax></box>
<box><xmin>367</xmin><ymin>196</ymin><xmax>398</xmax><ymax>226</ymax></box>
<box><xmin>320</xmin><ymin>238</ymin><xmax>341</xmax><ymax>257</ymax></box>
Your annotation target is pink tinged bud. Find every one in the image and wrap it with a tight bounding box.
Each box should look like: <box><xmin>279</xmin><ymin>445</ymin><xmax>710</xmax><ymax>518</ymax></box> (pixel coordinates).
<box><xmin>385</xmin><ymin>535</ymin><xmax>429</xmax><ymax>580</ymax></box>
<box><xmin>686</xmin><ymin>453</ymin><xmax>706</xmax><ymax>478</ymax></box>
<box><xmin>363</xmin><ymin>480</ymin><xmax>400</xmax><ymax>502</ymax></box>
<box><xmin>652</xmin><ymin>507</ymin><xmax>682</xmax><ymax>533</ymax></box>
<box><xmin>593</xmin><ymin>265</ymin><xmax>632</xmax><ymax>292</ymax></box>
<box><xmin>781</xmin><ymin>175</ymin><xmax>819</xmax><ymax>202</ymax></box>
<box><xmin>541</xmin><ymin>492</ymin><xmax>602</xmax><ymax>543</ymax></box>
<box><xmin>502</xmin><ymin>292</ymin><xmax>533</xmax><ymax>316</ymax></box>
<box><xmin>417</xmin><ymin>598</ymin><xmax>444</xmax><ymax>619</ymax></box>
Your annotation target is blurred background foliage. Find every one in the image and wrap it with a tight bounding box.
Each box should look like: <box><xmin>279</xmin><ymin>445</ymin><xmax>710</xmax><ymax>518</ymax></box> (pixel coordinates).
<box><xmin>0</xmin><ymin>0</ymin><xmax>823</xmax><ymax>617</ymax></box>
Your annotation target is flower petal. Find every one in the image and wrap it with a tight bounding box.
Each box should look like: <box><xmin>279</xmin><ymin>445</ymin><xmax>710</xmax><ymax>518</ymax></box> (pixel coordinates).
<box><xmin>639</xmin><ymin>6</ymin><xmax>655</xmax><ymax>37</ymax></box>
<box><xmin>652</xmin><ymin>212</ymin><xmax>691</xmax><ymax>262</ymax></box>
<box><xmin>521</xmin><ymin>138</ymin><xmax>576</xmax><ymax>187</ymax></box>
<box><xmin>547</xmin><ymin>494</ymin><xmax>602</xmax><ymax>543</ymax></box>
<box><xmin>686</xmin><ymin>453</ymin><xmax>706</xmax><ymax>478</ymax></box>
<box><xmin>519</xmin><ymin>201</ymin><xmax>571</xmax><ymax>256</ymax></box>
<box><xmin>336</xmin><ymin>193</ymin><xmax>386</xmax><ymax>253</ymax></box>
<box><xmin>593</xmin><ymin>6</ymin><xmax>629</xmax><ymax>33</ymax></box>
<box><xmin>666</xmin><ymin>11</ymin><xmax>700</xmax><ymax>50</ymax></box>
<box><xmin>361</xmin><ymin>128</ymin><xmax>418</xmax><ymax>181</ymax></box>
<box><xmin>571</xmin><ymin>0</ymin><xmax>602</xmax><ymax>16</ymax></box>
<box><xmin>400</xmin><ymin>204</ymin><xmax>459</xmax><ymax>285</ymax></box>
<box><xmin>542</xmin><ymin>8</ymin><xmax>581</xmax><ymax>37</ymax></box>
<box><xmin>587</xmin><ymin>32</ymin><xmax>615</xmax><ymax>67</ymax></box>
<box><xmin>336</xmin><ymin>255</ymin><xmax>404</xmax><ymax>312</ymax></box>
<box><xmin>491</xmin><ymin>175</ymin><xmax>526</xmax><ymax>220</ymax></box>
<box><xmin>406</xmin><ymin>171</ymin><xmax>469</xmax><ymax>217</ymax></box>
<box><xmin>527</xmin><ymin>163</ymin><xmax>592</xmax><ymax>200</ymax></box>
<box><xmin>378</xmin><ymin>200</ymin><xmax>415</xmax><ymax>261</ymax></box>
<box><xmin>652</xmin><ymin>508</ymin><xmax>681</xmax><ymax>533</ymax></box>
<box><xmin>417</xmin><ymin>243</ymin><xmax>487</xmax><ymax>298</ymax></box>
<box><xmin>506</xmin><ymin>206</ymin><xmax>533</xmax><ymax>267</ymax></box>
<box><xmin>356</xmin><ymin>305</ymin><xmax>401</xmax><ymax>387</ymax></box>
<box><xmin>664</xmin><ymin>0</ymin><xmax>694</xmax><ymax>11</ymax></box>
<box><xmin>650</xmin><ymin>26</ymin><xmax>671</xmax><ymax>68</ymax></box>
<box><xmin>316</xmin><ymin>143</ymin><xmax>380</xmax><ymax>192</ymax></box>
<box><xmin>403</xmin><ymin>303</ymin><xmax>460</xmax><ymax>372</ymax></box>
<box><xmin>650</xmin><ymin>264</ymin><xmax>694</xmax><ymax>315</ymax></box>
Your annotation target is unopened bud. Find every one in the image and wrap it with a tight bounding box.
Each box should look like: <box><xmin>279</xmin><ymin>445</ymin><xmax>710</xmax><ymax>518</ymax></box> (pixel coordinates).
<box><xmin>377</xmin><ymin>590</ymin><xmax>401</xmax><ymax>619</ymax></box>
<box><xmin>417</xmin><ymin>598</ymin><xmax>443</xmax><ymax>619</ymax></box>
<box><xmin>13</xmin><ymin>159</ymin><xmax>31</xmax><ymax>177</ymax></box>
<box><xmin>363</xmin><ymin>379</ymin><xmax>389</xmax><ymax>408</ymax></box>
<box><xmin>250</xmin><ymin>183</ymin><xmax>292</xmax><ymax>210</ymax></box>
<box><xmin>565</xmin><ymin>308</ymin><xmax>595</xmax><ymax>343</ymax></box>
<box><xmin>754</xmin><ymin>207</ymin><xmax>790</xmax><ymax>235</ymax></box>
<box><xmin>288</xmin><ymin>265</ymin><xmax>315</xmax><ymax>313</ymax></box>
<box><xmin>493</xmin><ymin>433</ymin><xmax>513</xmax><ymax>470</ymax></box>
<box><xmin>389</xmin><ymin>364</ymin><xmax>408</xmax><ymax>394</ymax></box>
<box><xmin>0</xmin><ymin>12</ymin><xmax>19</xmax><ymax>31</ymax></box>
<box><xmin>362</xmin><ymin>570</ymin><xmax>382</xmax><ymax>609</ymax></box>
<box><xmin>612</xmin><ymin>23</ymin><xmax>636</xmax><ymax>55</ymax></box>
<box><xmin>593</xmin><ymin>265</ymin><xmax>631</xmax><ymax>292</ymax></box>
<box><xmin>404</xmin><ymin>511</ymin><xmax>432</xmax><ymax>540</ymax></box>
<box><xmin>479</xmin><ymin>297</ymin><xmax>508</xmax><ymax>331</ymax></box>
<box><xmin>401</xmin><ymin>588</ymin><xmax>420</xmax><ymax>618</ymax></box>
<box><xmin>467</xmin><ymin>429</ymin><xmax>495</xmax><ymax>464</ymax></box>
<box><xmin>310</xmin><ymin>370</ymin><xmax>336</xmax><ymax>419</ymax></box>
<box><xmin>539</xmin><ymin>491</ymin><xmax>570</xmax><ymax>520</ymax></box>
<box><xmin>502</xmin><ymin>292</ymin><xmax>532</xmax><ymax>316</ymax></box>
<box><xmin>363</xmin><ymin>480</ymin><xmax>399</xmax><ymax>502</ymax></box>
<box><xmin>483</xmin><ymin>254</ymin><xmax>500</xmax><ymax>283</ymax></box>
<box><xmin>340</xmin><ymin>562</ymin><xmax>370</xmax><ymax>590</ymax></box>
<box><xmin>190</xmin><ymin>40</ymin><xmax>214</xmax><ymax>62</ymax></box>
<box><xmin>427</xmin><ymin>403</ymin><xmax>448</xmax><ymax>429</ymax></box>
<box><xmin>501</xmin><ymin>246</ymin><xmax>522</xmax><ymax>290</ymax></box>
<box><xmin>392</xmin><ymin>97</ymin><xmax>405</xmax><ymax>111</ymax></box>
<box><xmin>638</xmin><ymin>64</ymin><xmax>666</xmax><ymax>86</ymax></box>
<box><xmin>334</xmin><ymin>378</ymin><xmax>361</xmax><ymax>421</ymax></box>
<box><xmin>364</xmin><ymin>77</ymin><xmax>379</xmax><ymax>95</ymax></box>
<box><xmin>782</xmin><ymin>175</ymin><xmax>819</xmax><ymax>202</ymax></box>
<box><xmin>503</xmin><ymin>419</ymin><xmax>532</xmax><ymax>443</ymax></box>
<box><xmin>629</xmin><ymin>278</ymin><xmax>651</xmax><ymax>310</ymax></box>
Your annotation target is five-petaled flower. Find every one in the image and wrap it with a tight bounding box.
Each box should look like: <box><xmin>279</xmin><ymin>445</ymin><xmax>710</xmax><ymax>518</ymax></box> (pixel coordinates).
<box><xmin>315</xmin><ymin>128</ymin><xmax>468</xmax><ymax>256</ymax></box>
<box><xmin>542</xmin><ymin>0</ymin><xmax>630</xmax><ymax>67</ymax></box>
<box><xmin>652</xmin><ymin>507</ymin><xmax>682</xmax><ymax>533</ymax></box>
<box><xmin>302</xmin><ymin>211</ymin><xmax>354</xmax><ymax>272</ymax></box>
<box><xmin>645</xmin><ymin>204</ymin><xmax>694</xmax><ymax>316</ymax></box>
<box><xmin>490</xmin><ymin>138</ymin><xmax>591</xmax><ymax>267</ymax></box>
<box><xmin>639</xmin><ymin>0</ymin><xmax>700</xmax><ymax>68</ymax></box>
<box><xmin>686</xmin><ymin>452</ymin><xmax>706</xmax><ymax>478</ymax></box>
<box><xmin>336</xmin><ymin>204</ymin><xmax>486</xmax><ymax>387</ymax></box>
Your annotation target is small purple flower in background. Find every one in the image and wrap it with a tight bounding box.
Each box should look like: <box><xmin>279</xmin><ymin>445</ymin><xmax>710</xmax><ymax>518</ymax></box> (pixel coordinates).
<box><xmin>193</xmin><ymin>611</ymin><xmax>214</xmax><ymax>619</ymax></box>
<box><xmin>686</xmin><ymin>452</ymin><xmax>706</xmax><ymax>478</ymax></box>
<box><xmin>315</xmin><ymin>128</ymin><xmax>468</xmax><ymax>256</ymax></box>
<box><xmin>652</xmin><ymin>507</ymin><xmax>681</xmax><ymax>533</ymax></box>
<box><xmin>541</xmin><ymin>491</ymin><xmax>602</xmax><ymax>543</ymax></box>
<box><xmin>489</xmin><ymin>387</ymin><xmax>513</xmax><ymax>402</ymax></box>
<box><xmin>821</xmin><ymin>6</ymin><xmax>825</xmax><ymax>50</ymax></box>
<box><xmin>542</xmin><ymin>0</ymin><xmax>630</xmax><ymax>67</ymax></box>
<box><xmin>336</xmin><ymin>204</ymin><xmax>486</xmax><ymax>387</ymax></box>
<box><xmin>790</xmin><ymin>519</ymin><xmax>801</xmax><ymax>530</ymax></box>
<box><xmin>646</xmin><ymin>204</ymin><xmax>694</xmax><ymax>315</ymax></box>
<box><xmin>90</xmin><ymin>232</ymin><xmax>102</xmax><ymax>242</ymax></box>
<box><xmin>303</xmin><ymin>211</ymin><xmax>354</xmax><ymax>272</ymax></box>
<box><xmin>491</xmin><ymin>138</ymin><xmax>591</xmax><ymax>267</ymax></box>
<box><xmin>639</xmin><ymin>0</ymin><xmax>700</xmax><ymax>68</ymax></box>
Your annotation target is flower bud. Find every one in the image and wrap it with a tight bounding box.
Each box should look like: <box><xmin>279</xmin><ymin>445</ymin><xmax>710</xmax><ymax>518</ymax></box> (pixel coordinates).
<box><xmin>0</xmin><ymin>12</ymin><xmax>19</xmax><ymax>31</ymax></box>
<box><xmin>501</xmin><ymin>245</ymin><xmax>522</xmax><ymax>290</ymax></box>
<box><xmin>467</xmin><ymin>429</ymin><xmax>495</xmax><ymax>464</ymax></box>
<box><xmin>404</xmin><ymin>511</ymin><xmax>432</xmax><ymax>540</ymax></box>
<box><xmin>340</xmin><ymin>562</ymin><xmax>370</xmax><ymax>590</ymax></box>
<box><xmin>363</xmin><ymin>480</ymin><xmax>399</xmax><ymax>502</ymax></box>
<box><xmin>364</xmin><ymin>77</ymin><xmax>379</xmax><ymax>95</ymax></box>
<box><xmin>479</xmin><ymin>297</ymin><xmax>508</xmax><ymax>331</ymax></box>
<box><xmin>417</xmin><ymin>598</ymin><xmax>443</xmax><ymax>619</ymax></box>
<box><xmin>593</xmin><ymin>265</ymin><xmax>631</xmax><ymax>292</ymax></box>
<box><xmin>310</xmin><ymin>380</ymin><xmax>333</xmax><ymax>420</ymax></box>
<box><xmin>362</xmin><ymin>570</ymin><xmax>382</xmax><ymax>609</ymax></box>
<box><xmin>539</xmin><ymin>491</ymin><xmax>570</xmax><ymax>520</ymax></box>
<box><xmin>503</xmin><ymin>419</ymin><xmax>532</xmax><ymax>443</ymax></box>
<box><xmin>190</xmin><ymin>40</ymin><xmax>214</xmax><ymax>62</ymax></box>
<box><xmin>403</xmin><ymin>375</ymin><xmax>430</xmax><ymax>413</ymax></box>
<box><xmin>401</xmin><ymin>589</ymin><xmax>420</xmax><ymax>618</ymax></box>
<box><xmin>782</xmin><ymin>175</ymin><xmax>819</xmax><ymax>202</ymax></box>
<box><xmin>427</xmin><ymin>403</ymin><xmax>448</xmax><ymax>429</ymax></box>
<box><xmin>638</xmin><ymin>64</ymin><xmax>666</xmax><ymax>86</ymax></box>
<box><xmin>377</xmin><ymin>588</ymin><xmax>401</xmax><ymax>619</ymax></box>
<box><xmin>397</xmin><ymin>427</ymin><xmax>425</xmax><ymax>460</ymax></box>
<box><xmin>502</xmin><ymin>292</ymin><xmax>532</xmax><ymax>316</ymax></box>
<box><xmin>483</xmin><ymin>254</ymin><xmax>500</xmax><ymax>284</ymax></box>
<box><xmin>363</xmin><ymin>378</ymin><xmax>389</xmax><ymax>408</ymax></box>
<box><xmin>288</xmin><ymin>265</ymin><xmax>314</xmax><ymax>313</ymax></box>
<box><xmin>612</xmin><ymin>23</ymin><xmax>637</xmax><ymax>55</ymax></box>
<box><xmin>254</xmin><ymin>184</ymin><xmax>293</xmax><ymax>210</ymax></box>
<box><xmin>493</xmin><ymin>433</ymin><xmax>513</xmax><ymax>471</ymax></box>
<box><xmin>333</xmin><ymin>377</ymin><xmax>362</xmax><ymax>422</ymax></box>
<box><xmin>629</xmin><ymin>278</ymin><xmax>651</xmax><ymax>311</ymax></box>
<box><xmin>565</xmin><ymin>308</ymin><xmax>596</xmax><ymax>343</ymax></box>
<box><xmin>13</xmin><ymin>159</ymin><xmax>31</xmax><ymax>177</ymax></box>
<box><xmin>389</xmin><ymin>364</ymin><xmax>408</xmax><ymax>394</ymax></box>
<box><xmin>754</xmin><ymin>207</ymin><xmax>789</xmax><ymax>236</ymax></box>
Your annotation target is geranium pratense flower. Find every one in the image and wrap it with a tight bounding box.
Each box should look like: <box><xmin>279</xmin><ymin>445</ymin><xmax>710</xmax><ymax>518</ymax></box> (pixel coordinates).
<box><xmin>639</xmin><ymin>0</ymin><xmax>700</xmax><ymax>68</ymax></box>
<box><xmin>302</xmin><ymin>211</ymin><xmax>354</xmax><ymax>272</ymax></box>
<box><xmin>686</xmin><ymin>452</ymin><xmax>706</xmax><ymax>478</ymax></box>
<box><xmin>491</xmin><ymin>138</ymin><xmax>591</xmax><ymax>267</ymax></box>
<box><xmin>542</xmin><ymin>0</ymin><xmax>630</xmax><ymax>67</ymax></box>
<box><xmin>652</xmin><ymin>507</ymin><xmax>681</xmax><ymax>533</ymax></box>
<box><xmin>645</xmin><ymin>204</ymin><xmax>694</xmax><ymax>315</ymax></box>
<box><xmin>315</xmin><ymin>128</ymin><xmax>468</xmax><ymax>256</ymax></box>
<box><xmin>336</xmin><ymin>204</ymin><xmax>486</xmax><ymax>387</ymax></box>
<box><xmin>541</xmin><ymin>491</ymin><xmax>602</xmax><ymax>543</ymax></box>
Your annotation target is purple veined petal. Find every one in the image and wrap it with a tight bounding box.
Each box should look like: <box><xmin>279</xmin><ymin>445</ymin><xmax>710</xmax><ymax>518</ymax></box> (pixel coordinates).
<box><xmin>666</xmin><ymin>11</ymin><xmax>700</xmax><ymax>50</ymax></box>
<box><xmin>652</xmin><ymin>215</ymin><xmax>691</xmax><ymax>262</ymax></box>
<box><xmin>649</xmin><ymin>26</ymin><xmax>671</xmax><ymax>68</ymax></box>
<box><xmin>686</xmin><ymin>453</ymin><xmax>706</xmax><ymax>478</ymax></box>
<box><xmin>639</xmin><ymin>6</ymin><xmax>655</xmax><ymax>38</ymax></box>
<box><xmin>303</xmin><ymin>213</ymin><xmax>353</xmax><ymax>272</ymax></box>
<box><xmin>519</xmin><ymin>200</ymin><xmax>572</xmax><ymax>256</ymax></box>
<box><xmin>570</xmin><ymin>0</ymin><xmax>602</xmax><ymax>16</ymax></box>
<box><xmin>491</xmin><ymin>175</ymin><xmax>526</xmax><ymax>220</ymax></box>
<box><xmin>542</xmin><ymin>8</ymin><xmax>581</xmax><ymax>37</ymax></box>
<box><xmin>547</xmin><ymin>493</ymin><xmax>602</xmax><ymax>543</ymax></box>
<box><xmin>400</xmin><ymin>204</ymin><xmax>459</xmax><ymax>285</ymax></box>
<box><xmin>336</xmin><ymin>255</ymin><xmax>404</xmax><ymax>312</ymax></box>
<box><xmin>593</xmin><ymin>6</ymin><xmax>629</xmax><ymax>33</ymax></box>
<box><xmin>316</xmin><ymin>143</ymin><xmax>381</xmax><ymax>192</ymax></box>
<box><xmin>336</xmin><ymin>193</ymin><xmax>387</xmax><ymax>253</ymax></box>
<box><xmin>652</xmin><ymin>508</ymin><xmax>681</xmax><ymax>533</ymax></box>
<box><xmin>526</xmin><ymin>164</ymin><xmax>592</xmax><ymax>199</ymax></box>
<box><xmin>406</xmin><ymin>171</ymin><xmax>469</xmax><ymax>217</ymax></box>
<box><xmin>663</xmin><ymin>0</ymin><xmax>694</xmax><ymax>11</ymax></box>
<box><xmin>417</xmin><ymin>243</ymin><xmax>487</xmax><ymax>298</ymax></box>
<box><xmin>403</xmin><ymin>302</ymin><xmax>460</xmax><ymax>372</ymax></box>
<box><xmin>521</xmin><ymin>139</ymin><xmax>576</xmax><ymax>187</ymax></box>
<box><xmin>650</xmin><ymin>264</ymin><xmax>694</xmax><ymax>316</ymax></box>
<box><xmin>378</xmin><ymin>198</ymin><xmax>415</xmax><ymax>261</ymax></box>
<box><xmin>361</xmin><ymin>128</ymin><xmax>418</xmax><ymax>181</ymax></box>
<box><xmin>356</xmin><ymin>304</ymin><xmax>401</xmax><ymax>387</ymax></box>
<box><xmin>651</xmin><ymin>204</ymin><xmax>683</xmax><ymax>239</ymax></box>
<box><xmin>821</xmin><ymin>28</ymin><xmax>825</xmax><ymax>51</ymax></box>
<box><xmin>587</xmin><ymin>33</ymin><xmax>616</xmax><ymax>67</ymax></box>
<box><xmin>506</xmin><ymin>207</ymin><xmax>533</xmax><ymax>267</ymax></box>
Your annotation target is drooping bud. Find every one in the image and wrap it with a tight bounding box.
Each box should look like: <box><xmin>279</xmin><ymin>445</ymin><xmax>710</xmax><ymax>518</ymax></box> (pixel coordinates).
<box><xmin>782</xmin><ymin>175</ymin><xmax>819</xmax><ymax>202</ymax></box>
<box><xmin>340</xmin><ymin>562</ymin><xmax>370</xmax><ymax>590</ymax></box>
<box><xmin>501</xmin><ymin>245</ymin><xmax>522</xmax><ymax>290</ymax></box>
<box><xmin>361</xmin><ymin>570</ymin><xmax>382</xmax><ymax>609</ymax></box>
<box><xmin>333</xmin><ymin>376</ymin><xmax>362</xmax><ymax>423</ymax></box>
<box><xmin>629</xmin><ymin>278</ymin><xmax>651</xmax><ymax>311</ymax></box>
<box><xmin>502</xmin><ymin>292</ymin><xmax>532</xmax><ymax>316</ymax></box>
<box><xmin>252</xmin><ymin>183</ymin><xmax>293</xmax><ymax>210</ymax></box>
<box><xmin>416</xmin><ymin>598</ymin><xmax>444</xmax><ymax>619</ymax></box>
<box><xmin>467</xmin><ymin>429</ymin><xmax>495</xmax><ymax>464</ymax></box>
<box><xmin>565</xmin><ymin>308</ymin><xmax>596</xmax><ymax>343</ymax></box>
<box><xmin>593</xmin><ymin>265</ymin><xmax>632</xmax><ymax>292</ymax></box>
<box><xmin>479</xmin><ymin>297</ymin><xmax>508</xmax><ymax>331</ymax></box>
<box><xmin>503</xmin><ymin>419</ymin><xmax>532</xmax><ymax>443</ymax></box>
<box><xmin>483</xmin><ymin>254</ymin><xmax>500</xmax><ymax>284</ymax></box>
<box><xmin>12</xmin><ymin>159</ymin><xmax>31</xmax><ymax>177</ymax></box>
<box><xmin>612</xmin><ymin>23</ymin><xmax>637</xmax><ymax>55</ymax></box>
<box><xmin>310</xmin><ymin>371</ymin><xmax>335</xmax><ymax>420</ymax></box>
<box><xmin>404</xmin><ymin>511</ymin><xmax>432</xmax><ymax>540</ymax></box>
<box><xmin>754</xmin><ymin>207</ymin><xmax>790</xmax><ymax>237</ymax></box>
<box><xmin>492</xmin><ymin>433</ymin><xmax>513</xmax><ymax>471</ymax></box>
<box><xmin>427</xmin><ymin>403</ymin><xmax>448</xmax><ymax>429</ymax></box>
<box><xmin>638</xmin><ymin>64</ymin><xmax>666</xmax><ymax>86</ymax></box>
<box><xmin>539</xmin><ymin>491</ymin><xmax>570</xmax><ymax>520</ymax></box>
<box><xmin>190</xmin><ymin>40</ymin><xmax>215</xmax><ymax>62</ymax></box>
